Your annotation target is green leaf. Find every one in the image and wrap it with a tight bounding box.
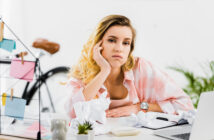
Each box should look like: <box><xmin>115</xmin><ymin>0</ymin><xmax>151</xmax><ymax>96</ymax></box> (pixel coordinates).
<box><xmin>77</xmin><ymin>121</ymin><xmax>93</xmax><ymax>134</ymax></box>
<box><xmin>168</xmin><ymin>61</ymin><xmax>214</xmax><ymax>108</ymax></box>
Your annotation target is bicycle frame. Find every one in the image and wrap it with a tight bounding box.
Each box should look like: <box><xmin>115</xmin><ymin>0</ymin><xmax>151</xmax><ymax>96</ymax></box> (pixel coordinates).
<box><xmin>22</xmin><ymin>66</ymin><xmax>70</xmax><ymax>110</ymax></box>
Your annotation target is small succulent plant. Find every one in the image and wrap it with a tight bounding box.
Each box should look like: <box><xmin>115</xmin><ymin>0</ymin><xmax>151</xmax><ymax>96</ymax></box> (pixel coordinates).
<box><xmin>77</xmin><ymin>121</ymin><xmax>93</xmax><ymax>135</ymax></box>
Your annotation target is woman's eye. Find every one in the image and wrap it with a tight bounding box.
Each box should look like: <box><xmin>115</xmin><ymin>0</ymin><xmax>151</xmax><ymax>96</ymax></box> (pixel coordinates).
<box><xmin>123</xmin><ymin>42</ymin><xmax>130</xmax><ymax>45</ymax></box>
<box><xmin>108</xmin><ymin>39</ymin><xmax>115</xmax><ymax>43</ymax></box>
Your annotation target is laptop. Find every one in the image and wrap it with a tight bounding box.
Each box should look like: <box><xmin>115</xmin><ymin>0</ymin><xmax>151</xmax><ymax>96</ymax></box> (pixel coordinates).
<box><xmin>154</xmin><ymin>91</ymin><xmax>214</xmax><ymax>140</ymax></box>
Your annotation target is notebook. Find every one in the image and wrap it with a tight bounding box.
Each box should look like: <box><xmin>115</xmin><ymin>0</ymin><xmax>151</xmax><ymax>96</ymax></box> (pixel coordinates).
<box><xmin>135</xmin><ymin>111</ymin><xmax>188</xmax><ymax>130</ymax></box>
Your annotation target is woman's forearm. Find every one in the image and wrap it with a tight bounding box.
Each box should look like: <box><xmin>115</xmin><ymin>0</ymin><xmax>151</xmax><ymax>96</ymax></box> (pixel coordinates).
<box><xmin>83</xmin><ymin>69</ymin><xmax>110</xmax><ymax>101</ymax></box>
<box><xmin>107</xmin><ymin>103</ymin><xmax>163</xmax><ymax>117</ymax></box>
<box><xmin>148</xmin><ymin>103</ymin><xmax>163</xmax><ymax>112</ymax></box>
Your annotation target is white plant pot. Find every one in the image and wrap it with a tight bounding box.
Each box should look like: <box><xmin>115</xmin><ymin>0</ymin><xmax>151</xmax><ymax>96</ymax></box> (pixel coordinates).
<box><xmin>76</xmin><ymin>130</ymin><xmax>94</xmax><ymax>140</ymax></box>
<box><xmin>76</xmin><ymin>134</ymin><xmax>89</xmax><ymax>140</ymax></box>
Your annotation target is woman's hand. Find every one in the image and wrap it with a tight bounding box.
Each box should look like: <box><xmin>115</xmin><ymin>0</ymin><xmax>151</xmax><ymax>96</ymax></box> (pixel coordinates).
<box><xmin>93</xmin><ymin>41</ymin><xmax>111</xmax><ymax>72</ymax></box>
<box><xmin>106</xmin><ymin>104</ymin><xmax>141</xmax><ymax>118</ymax></box>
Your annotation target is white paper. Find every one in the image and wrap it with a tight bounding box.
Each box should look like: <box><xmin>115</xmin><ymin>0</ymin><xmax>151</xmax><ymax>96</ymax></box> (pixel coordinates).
<box><xmin>73</xmin><ymin>92</ymin><xmax>110</xmax><ymax>124</ymax></box>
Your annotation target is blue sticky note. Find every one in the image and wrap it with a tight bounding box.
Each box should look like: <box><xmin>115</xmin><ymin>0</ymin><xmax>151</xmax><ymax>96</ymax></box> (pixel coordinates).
<box><xmin>42</xmin><ymin>135</ymin><xmax>52</xmax><ymax>140</ymax></box>
<box><xmin>0</xmin><ymin>38</ymin><xmax>16</xmax><ymax>52</ymax></box>
<box><xmin>5</xmin><ymin>97</ymin><xmax>26</xmax><ymax>120</ymax></box>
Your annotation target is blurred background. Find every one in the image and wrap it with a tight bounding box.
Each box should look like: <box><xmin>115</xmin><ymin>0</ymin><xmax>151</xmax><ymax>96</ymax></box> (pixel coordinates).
<box><xmin>1</xmin><ymin>0</ymin><xmax>214</xmax><ymax>112</ymax></box>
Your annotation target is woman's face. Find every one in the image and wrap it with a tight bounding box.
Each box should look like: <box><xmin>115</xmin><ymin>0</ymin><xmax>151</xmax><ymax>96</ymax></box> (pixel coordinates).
<box><xmin>101</xmin><ymin>25</ymin><xmax>132</xmax><ymax>69</ymax></box>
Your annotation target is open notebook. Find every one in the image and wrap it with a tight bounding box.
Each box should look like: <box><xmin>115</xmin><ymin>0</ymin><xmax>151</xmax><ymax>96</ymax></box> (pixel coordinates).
<box><xmin>135</xmin><ymin>112</ymin><xmax>189</xmax><ymax>130</ymax></box>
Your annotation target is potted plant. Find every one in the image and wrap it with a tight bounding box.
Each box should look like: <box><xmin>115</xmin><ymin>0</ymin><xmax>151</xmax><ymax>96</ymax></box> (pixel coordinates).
<box><xmin>76</xmin><ymin>121</ymin><xmax>94</xmax><ymax>140</ymax></box>
<box><xmin>168</xmin><ymin>61</ymin><xmax>214</xmax><ymax>108</ymax></box>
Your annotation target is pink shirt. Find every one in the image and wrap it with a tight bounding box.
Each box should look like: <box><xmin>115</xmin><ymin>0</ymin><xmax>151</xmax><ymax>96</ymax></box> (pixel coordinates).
<box><xmin>65</xmin><ymin>57</ymin><xmax>194</xmax><ymax>118</ymax></box>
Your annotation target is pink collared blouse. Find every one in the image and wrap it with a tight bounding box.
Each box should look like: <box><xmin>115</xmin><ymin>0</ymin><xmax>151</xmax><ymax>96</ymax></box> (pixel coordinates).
<box><xmin>65</xmin><ymin>57</ymin><xmax>194</xmax><ymax>118</ymax></box>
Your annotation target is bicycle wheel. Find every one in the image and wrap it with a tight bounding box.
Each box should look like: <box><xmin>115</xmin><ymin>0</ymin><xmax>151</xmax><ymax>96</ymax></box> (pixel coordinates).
<box><xmin>22</xmin><ymin>66</ymin><xmax>70</xmax><ymax>112</ymax></box>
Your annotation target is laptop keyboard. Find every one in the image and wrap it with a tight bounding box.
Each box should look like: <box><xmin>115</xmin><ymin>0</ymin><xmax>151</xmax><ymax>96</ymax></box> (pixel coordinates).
<box><xmin>172</xmin><ymin>133</ymin><xmax>190</xmax><ymax>140</ymax></box>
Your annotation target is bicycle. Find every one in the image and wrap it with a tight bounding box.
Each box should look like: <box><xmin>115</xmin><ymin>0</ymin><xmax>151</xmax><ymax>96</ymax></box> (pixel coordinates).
<box><xmin>0</xmin><ymin>39</ymin><xmax>70</xmax><ymax>113</ymax></box>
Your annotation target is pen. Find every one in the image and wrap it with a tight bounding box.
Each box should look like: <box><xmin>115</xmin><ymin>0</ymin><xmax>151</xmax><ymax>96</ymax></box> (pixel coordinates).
<box><xmin>156</xmin><ymin>117</ymin><xmax>168</xmax><ymax>121</ymax></box>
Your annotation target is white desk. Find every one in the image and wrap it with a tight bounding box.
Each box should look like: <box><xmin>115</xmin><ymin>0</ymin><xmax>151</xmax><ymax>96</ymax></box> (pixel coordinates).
<box><xmin>94</xmin><ymin>118</ymin><xmax>166</xmax><ymax>140</ymax></box>
<box><xmin>67</xmin><ymin>118</ymin><xmax>168</xmax><ymax>140</ymax></box>
<box><xmin>1</xmin><ymin>116</ymin><xmax>186</xmax><ymax>140</ymax></box>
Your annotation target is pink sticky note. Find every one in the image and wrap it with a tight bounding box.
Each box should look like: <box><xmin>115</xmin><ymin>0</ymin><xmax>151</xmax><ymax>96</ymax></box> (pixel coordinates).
<box><xmin>27</xmin><ymin>121</ymin><xmax>48</xmax><ymax>133</ymax></box>
<box><xmin>10</xmin><ymin>58</ymin><xmax>35</xmax><ymax>82</ymax></box>
<box><xmin>22</xmin><ymin>121</ymin><xmax>48</xmax><ymax>138</ymax></box>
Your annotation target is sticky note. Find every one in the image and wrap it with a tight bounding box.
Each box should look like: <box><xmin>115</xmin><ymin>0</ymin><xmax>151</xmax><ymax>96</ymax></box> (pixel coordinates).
<box><xmin>27</xmin><ymin>122</ymin><xmax>48</xmax><ymax>132</ymax></box>
<box><xmin>2</xmin><ymin>93</ymin><xmax>7</xmax><ymax>106</ymax></box>
<box><xmin>0</xmin><ymin>38</ymin><xmax>16</xmax><ymax>52</ymax></box>
<box><xmin>42</xmin><ymin>135</ymin><xmax>51</xmax><ymax>140</ymax></box>
<box><xmin>5</xmin><ymin>96</ymin><xmax>26</xmax><ymax>120</ymax></box>
<box><xmin>22</xmin><ymin>121</ymin><xmax>48</xmax><ymax>138</ymax></box>
<box><xmin>10</xmin><ymin>58</ymin><xmax>35</xmax><ymax>82</ymax></box>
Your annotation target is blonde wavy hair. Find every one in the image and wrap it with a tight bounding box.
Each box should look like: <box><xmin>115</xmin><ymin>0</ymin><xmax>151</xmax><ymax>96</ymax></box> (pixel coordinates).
<box><xmin>71</xmin><ymin>15</ymin><xmax>136</xmax><ymax>84</ymax></box>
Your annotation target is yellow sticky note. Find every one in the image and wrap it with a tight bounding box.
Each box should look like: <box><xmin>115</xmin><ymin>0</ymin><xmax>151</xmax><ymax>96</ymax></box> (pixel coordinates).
<box><xmin>2</xmin><ymin>93</ymin><xmax>7</xmax><ymax>106</ymax></box>
<box><xmin>0</xmin><ymin>22</ymin><xmax>4</xmax><ymax>42</ymax></box>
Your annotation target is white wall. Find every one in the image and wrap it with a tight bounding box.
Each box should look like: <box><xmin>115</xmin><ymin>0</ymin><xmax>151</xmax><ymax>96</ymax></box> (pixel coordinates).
<box><xmin>1</xmin><ymin>0</ymin><xmax>214</xmax><ymax>111</ymax></box>
<box><xmin>0</xmin><ymin>0</ymin><xmax>25</xmax><ymax>95</ymax></box>
<box><xmin>24</xmin><ymin>0</ymin><xmax>214</xmax><ymax>86</ymax></box>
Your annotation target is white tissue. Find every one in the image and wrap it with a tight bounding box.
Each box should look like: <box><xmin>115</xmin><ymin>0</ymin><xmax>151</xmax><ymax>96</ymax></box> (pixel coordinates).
<box><xmin>177</xmin><ymin>109</ymin><xmax>197</xmax><ymax>124</ymax></box>
<box><xmin>119</xmin><ymin>114</ymin><xmax>139</xmax><ymax>127</ymax></box>
<box><xmin>136</xmin><ymin>111</ymin><xmax>157</xmax><ymax>127</ymax></box>
<box><xmin>73</xmin><ymin>92</ymin><xmax>110</xmax><ymax>124</ymax></box>
<box><xmin>119</xmin><ymin>110</ymin><xmax>196</xmax><ymax>128</ymax></box>
<box><xmin>93</xmin><ymin>123</ymin><xmax>111</xmax><ymax>135</ymax></box>
<box><xmin>70</xmin><ymin>92</ymin><xmax>111</xmax><ymax>135</ymax></box>
<box><xmin>119</xmin><ymin>112</ymin><xmax>153</xmax><ymax>127</ymax></box>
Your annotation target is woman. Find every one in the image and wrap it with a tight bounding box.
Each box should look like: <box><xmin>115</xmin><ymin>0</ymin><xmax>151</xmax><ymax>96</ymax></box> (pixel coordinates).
<box><xmin>66</xmin><ymin>15</ymin><xmax>194</xmax><ymax>118</ymax></box>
